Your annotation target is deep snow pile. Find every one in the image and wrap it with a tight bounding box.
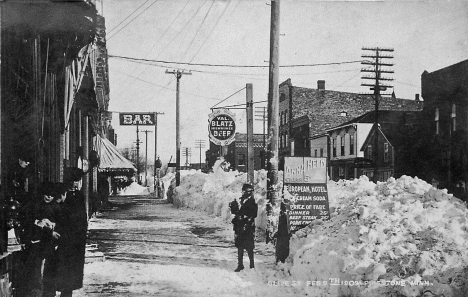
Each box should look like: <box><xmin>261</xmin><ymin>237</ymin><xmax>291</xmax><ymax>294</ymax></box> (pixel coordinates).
<box><xmin>117</xmin><ymin>181</ymin><xmax>150</xmax><ymax>196</ymax></box>
<box><xmin>281</xmin><ymin>175</ymin><xmax>468</xmax><ymax>297</ymax></box>
<box><xmin>172</xmin><ymin>167</ymin><xmax>272</xmax><ymax>230</ymax></box>
<box><xmin>171</xmin><ymin>169</ymin><xmax>468</xmax><ymax>297</ymax></box>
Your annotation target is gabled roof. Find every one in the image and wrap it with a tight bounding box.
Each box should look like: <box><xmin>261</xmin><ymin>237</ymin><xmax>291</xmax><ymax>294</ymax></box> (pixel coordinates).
<box><xmin>360</xmin><ymin>126</ymin><xmax>393</xmax><ymax>152</ymax></box>
<box><xmin>282</xmin><ymin>79</ymin><xmax>422</xmax><ymax>137</ymax></box>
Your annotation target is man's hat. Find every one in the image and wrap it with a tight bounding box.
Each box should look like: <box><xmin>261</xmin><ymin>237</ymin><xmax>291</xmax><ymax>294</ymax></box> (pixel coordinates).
<box><xmin>242</xmin><ymin>183</ymin><xmax>254</xmax><ymax>191</ymax></box>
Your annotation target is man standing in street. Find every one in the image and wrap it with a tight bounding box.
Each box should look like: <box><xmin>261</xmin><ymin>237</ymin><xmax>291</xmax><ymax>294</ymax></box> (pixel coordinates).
<box><xmin>229</xmin><ymin>183</ymin><xmax>258</xmax><ymax>272</ymax></box>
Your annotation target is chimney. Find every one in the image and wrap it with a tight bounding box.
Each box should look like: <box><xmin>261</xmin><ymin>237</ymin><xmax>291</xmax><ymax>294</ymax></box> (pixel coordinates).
<box><xmin>415</xmin><ymin>94</ymin><xmax>420</xmax><ymax>102</ymax></box>
<box><xmin>317</xmin><ymin>80</ymin><xmax>325</xmax><ymax>90</ymax></box>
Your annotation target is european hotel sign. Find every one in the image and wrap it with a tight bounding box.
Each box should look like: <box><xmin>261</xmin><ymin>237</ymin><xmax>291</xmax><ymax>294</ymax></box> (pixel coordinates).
<box><xmin>284</xmin><ymin>157</ymin><xmax>331</xmax><ymax>231</ymax></box>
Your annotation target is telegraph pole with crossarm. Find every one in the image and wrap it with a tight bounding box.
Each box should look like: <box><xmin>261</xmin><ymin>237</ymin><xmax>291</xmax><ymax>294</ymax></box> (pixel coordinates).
<box><xmin>361</xmin><ymin>47</ymin><xmax>394</xmax><ymax>183</ymax></box>
<box><xmin>165</xmin><ymin>69</ymin><xmax>192</xmax><ymax>186</ymax></box>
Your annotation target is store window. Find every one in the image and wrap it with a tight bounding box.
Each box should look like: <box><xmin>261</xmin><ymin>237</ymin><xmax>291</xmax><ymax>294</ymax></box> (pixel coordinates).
<box><xmin>238</xmin><ymin>153</ymin><xmax>245</xmax><ymax>166</ymax></box>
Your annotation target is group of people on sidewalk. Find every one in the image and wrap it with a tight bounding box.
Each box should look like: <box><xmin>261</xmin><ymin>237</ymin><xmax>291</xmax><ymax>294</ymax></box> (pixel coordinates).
<box><xmin>16</xmin><ymin>167</ymin><xmax>88</xmax><ymax>297</ymax></box>
<box><xmin>229</xmin><ymin>183</ymin><xmax>291</xmax><ymax>272</ymax></box>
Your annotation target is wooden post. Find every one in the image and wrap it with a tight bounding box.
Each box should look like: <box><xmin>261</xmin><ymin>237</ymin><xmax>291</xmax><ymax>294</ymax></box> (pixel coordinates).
<box><xmin>246</xmin><ymin>83</ymin><xmax>254</xmax><ymax>183</ymax></box>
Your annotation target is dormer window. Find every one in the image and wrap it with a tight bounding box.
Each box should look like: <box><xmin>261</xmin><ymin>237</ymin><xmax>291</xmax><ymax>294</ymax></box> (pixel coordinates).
<box><xmin>340</xmin><ymin>111</ymin><xmax>347</xmax><ymax>117</ymax></box>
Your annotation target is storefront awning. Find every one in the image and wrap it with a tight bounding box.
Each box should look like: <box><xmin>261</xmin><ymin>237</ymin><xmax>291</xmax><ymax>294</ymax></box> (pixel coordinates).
<box><xmin>94</xmin><ymin>134</ymin><xmax>136</xmax><ymax>173</ymax></box>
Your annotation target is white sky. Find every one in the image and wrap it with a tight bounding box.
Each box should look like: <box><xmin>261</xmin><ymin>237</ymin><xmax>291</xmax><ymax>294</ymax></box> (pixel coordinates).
<box><xmin>100</xmin><ymin>0</ymin><xmax>468</xmax><ymax>165</ymax></box>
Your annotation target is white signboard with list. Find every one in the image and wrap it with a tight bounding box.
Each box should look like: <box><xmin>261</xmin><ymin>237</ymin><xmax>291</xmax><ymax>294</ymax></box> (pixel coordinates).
<box><xmin>283</xmin><ymin>157</ymin><xmax>330</xmax><ymax>231</ymax></box>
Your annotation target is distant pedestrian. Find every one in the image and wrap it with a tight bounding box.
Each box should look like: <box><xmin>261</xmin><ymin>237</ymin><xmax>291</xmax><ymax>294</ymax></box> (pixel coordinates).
<box><xmin>229</xmin><ymin>183</ymin><xmax>258</xmax><ymax>272</ymax></box>
<box><xmin>274</xmin><ymin>201</ymin><xmax>290</xmax><ymax>264</ymax></box>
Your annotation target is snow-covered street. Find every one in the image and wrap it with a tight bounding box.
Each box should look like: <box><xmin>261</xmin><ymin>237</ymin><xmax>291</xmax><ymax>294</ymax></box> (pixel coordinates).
<box><xmin>76</xmin><ymin>195</ymin><xmax>293</xmax><ymax>297</ymax></box>
<box><xmin>71</xmin><ymin>168</ymin><xmax>468</xmax><ymax>297</ymax></box>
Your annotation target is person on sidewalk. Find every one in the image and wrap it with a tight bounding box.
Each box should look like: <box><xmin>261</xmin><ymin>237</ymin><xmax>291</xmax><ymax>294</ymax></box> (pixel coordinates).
<box><xmin>274</xmin><ymin>201</ymin><xmax>291</xmax><ymax>264</ymax></box>
<box><xmin>20</xmin><ymin>181</ymin><xmax>61</xmax><ymax>297</ymax></box>
<box><xmin>54</xmin><ymin>168</ymin><xmax>88</xmax><ymax>297</ymax></box>
<box><xmin>229</xmin><ymin>183</ymin><xmax>258</xmax><ymax>272</ymax></box>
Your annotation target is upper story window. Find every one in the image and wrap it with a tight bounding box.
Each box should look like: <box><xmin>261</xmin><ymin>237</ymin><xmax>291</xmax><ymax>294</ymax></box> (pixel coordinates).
<box><xmin>340</xmin><ymin>136</ymin><xmax>345</xmax><ymax>156</ymax></box>
<box><xmin>280</xmin><ymin>93</ymin><xmax>286</xmax><ymax>102</ymax></box>
<box><xmin>384</xmin><ymin>143</ymin><xmax>389</xmax><ymax>162</ymax></box>
<box><xmin>435</xmin><ymin>108</ymin><xmax>439</xmax><ymax>135</ymax></box>
<box><xmin>320</xmin><ymin>148</ymin><xmax>324</xmax><ymax>157</ymax></box>
<box><xmin>332</xmin><ymin>138</ymin><xmax>337</xmax><ymax>157</ymax></box>
<box><xmin>349</xmin><ymin>134</ymin><xmax>355</xmax><ymax>155</ymax></box>
<box><xmin>452</xmin><ymin>104</ymin><xmax>456</xmax><ymax>132</ymax></box>
<box><xmin>314</xmin><ymin>149</ymin><xmax>318</xmax><ymax>157</ymax></box>
<box><xmin>367</xmin><ymin>144</ymin><xmax>373</xmax><ymax>160</ymax></box>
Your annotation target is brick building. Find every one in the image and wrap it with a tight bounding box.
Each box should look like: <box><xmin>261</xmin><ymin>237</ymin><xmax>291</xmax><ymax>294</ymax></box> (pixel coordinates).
<box><xmin>206</xmin><ymin>133</ymin><xmax>266</xmax><ymax>172</ymax></box>
<box><xmin>326</xmin><ymin>110</ymin><xmax>421</xmax><ymax>181</ymax></box>
<box><xmin>421</xmin><ymin>59</ymin><xmax>468</xmax><ymax>189</ymax></box>
<box><xmin>279</xmin><ymin>78</ymin><xmax>423</xmax><ymax>170</ymax></box>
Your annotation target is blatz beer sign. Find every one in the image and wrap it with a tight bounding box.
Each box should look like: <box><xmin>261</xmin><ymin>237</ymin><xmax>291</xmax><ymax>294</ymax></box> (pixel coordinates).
<box><xmin>208</xmin><ymin>108</ymin><xmax>236</xmax><ymax>146</ymax></box>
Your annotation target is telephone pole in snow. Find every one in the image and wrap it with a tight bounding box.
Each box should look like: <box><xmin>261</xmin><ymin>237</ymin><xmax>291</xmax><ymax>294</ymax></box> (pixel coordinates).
<box><xmin>142</xmin><ymin>129</ymin><xmax>153</xmax><ymax>186</ymax></box>
<box><xmin>165</xmin><ymin>69</ymin><xmax>192</xmax><ymax>186</ymax></box>
<box><xmin>195</xmin><ymin>140</ymin><xmax>205</xmax><ymax>170</ymax></box>
<box><xmin>266</xmin><ymin>0</ymin><xmax>280</xmax><ymax>243</ymax></box>
<box><xmin>361</xmin><ymin>47</ymin><xmax>394</xmax><ymax>183</ymax></box>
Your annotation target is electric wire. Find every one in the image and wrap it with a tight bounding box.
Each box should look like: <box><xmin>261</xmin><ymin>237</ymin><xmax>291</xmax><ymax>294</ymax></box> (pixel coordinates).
<box><xmin>106</xmin><ymin>0</ymin><xmax>152</xmax><ymax>35</ymax></box>
<box><xmin>109</xmin><ymin>54</ymin><xmax>364</xmax><ymax>68</ymax></box>
<box><xmin>113</xmin><ymin>0</ymin><xmax>208</xmax><ymax>101</ymax></box>
<box><xmin>181</xmin><ymin>0</ymin><xmax>215</xmax><ymax>62</ymax></box>
<box><xmin>112</xmin><ymin>0</ymin><xmax>191</xmax><ymax>101</ymax></box>
<box><xmin>107</xmin><ymin>0</ymin><xmax>160</xmax><ymax>41</ymax></box>
<box><xmin>211</xmin><ymin>87</ymin><xmax>246</xmax><ymax>108</ymax></box>
<box><xmin>188</xmin><ymin>0</ymin><xmax>232</xmax><ymax>63</ymax></box>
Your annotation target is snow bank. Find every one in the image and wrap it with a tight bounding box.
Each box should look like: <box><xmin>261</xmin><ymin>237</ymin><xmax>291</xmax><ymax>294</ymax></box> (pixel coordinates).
<box><xmin>173</xmin><ymin>168</ymin><xmax>271</xmax><ymax>230</ymax></box>
<box><xmin>171</xmin><ymin>169</ymin><xmax>468</xmax><ymax>296</ymax></box>
<box><xmin>117</xmin><ymin>182</ymin><xmax>150</xmax><ymax>196</ymax></box>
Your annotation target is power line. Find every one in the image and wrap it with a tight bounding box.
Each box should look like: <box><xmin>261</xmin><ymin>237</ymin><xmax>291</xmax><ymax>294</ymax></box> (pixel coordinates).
<box><xmin>106</xmin><ymin>0</ymin><xmax>152</xmax><ymax>35</ymax></box>
<box><xmin>182</xmin><ymin>0</ymin><xmax>215</xmax><ymax>62</ymax></box>
<box><xmin>107</xmin><ymin>0</ymin><xmax>159</xmax><ymax>41</ymax></box>
<box><xmin>211</xmin><ymin>87</ymin><xmax>246</xmax><ymax>108</ymax></box>
<box><xmin>112</xmin><ymin>0</ymin><xmax>206</xmax><ymax>102</ymax></box>
<box><xmin>108</xmin><ymin>54</ymin><xmax>364</xmax><ymax>68</ymax></box>
<box><xmin>112</xmin><ymin>0</ymin><xmax>191</xmax><ymax>101</ymax></box>
<box><xmin>188</xmin><ymin>0</ymin><xmax>232</xmax><ymax>63</ymax></box>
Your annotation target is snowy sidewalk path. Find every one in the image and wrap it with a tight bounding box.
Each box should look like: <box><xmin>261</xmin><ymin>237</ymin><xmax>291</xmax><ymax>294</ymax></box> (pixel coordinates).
<box><xmin>73</xmin><ymin>196</ymin><xmax>293</xmax><ymax>297</ymax></box>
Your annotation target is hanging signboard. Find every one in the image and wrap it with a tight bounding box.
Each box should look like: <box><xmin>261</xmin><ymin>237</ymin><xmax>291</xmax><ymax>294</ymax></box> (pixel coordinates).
<box><xmin>119</xmin><ymin>113</ymin><xmax>155</xmax><ymax>126</ymax></box>
<box><xmin>283</xmin><ymin>157</ymin><xmax>330</xmax><ymax>232</ymax></box>
<box><xmin>208</xmin><ymin>108</ymin><xmax>236</xmax><ymax>146</ymax></box>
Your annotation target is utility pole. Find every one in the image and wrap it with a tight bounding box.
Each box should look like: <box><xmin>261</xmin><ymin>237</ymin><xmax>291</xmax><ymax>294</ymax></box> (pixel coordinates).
<box><xmin>153</xmin><ymin>112</ymin><xmax>164</xmax><ymax>197</ymax></box>
<box><xmin>165</xmin><ymin>69</ymin><xmax>192</xmax><ymax>187</ymax></box>
<box><xmin>266</xmin><ymin>0</ymin><xmax>280</xmax><ymax>243</ymax></box>
<box><xmin>142</xmin><ymin>129</ymin><xmax>153</xmax><ymax>186</ymax></box>
<box><xmin>361</xmin><ymin>47</ymin><xmax>394</xmax><ymax>183</ymax></box>
<box><xmin>182</xmin><ymin>147</ymin><xmax>191</xmax><ymax>168</ymax></box>
<box><xmin>134</xmin><ymin>124</ymin><xmax>143</xmax><ymax>184</ymax></box>
<box><xmin>246</xmin><ymin>83</ymin><xmax>254</xmax><ymax>183</ymax></box>
<box><xmin>255</xmin><ymin>106</ymin><xmax>267</xmax><ymax>169</ymax></box>
<box><xmin>195</xmin><ymin>140</ymin><xmax>206</xmax><ymax>170</ymax></box>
